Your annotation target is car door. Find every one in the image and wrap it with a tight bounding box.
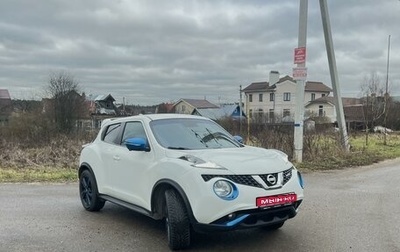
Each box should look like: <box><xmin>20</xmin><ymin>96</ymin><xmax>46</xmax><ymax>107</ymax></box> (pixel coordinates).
<box><xmin>108</xmin><ymin>120</ymin><xmax>155</xmax><ymax>208</ymax></box>
<box><xmin>98</xmin><ymin>122</ymin><xmax>123</xmax><ymax>195</ymax></box>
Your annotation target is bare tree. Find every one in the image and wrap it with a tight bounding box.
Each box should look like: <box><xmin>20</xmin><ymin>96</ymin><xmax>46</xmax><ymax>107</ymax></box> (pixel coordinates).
<box><xmin>360</xmin><ymin>72</ymin><xmax>387</xmax><ymax>145</ymax></box>
<box><xmin>46</xmin><ymin>71</ymin><xmax>85</xmax><ymax>134</ymax></box>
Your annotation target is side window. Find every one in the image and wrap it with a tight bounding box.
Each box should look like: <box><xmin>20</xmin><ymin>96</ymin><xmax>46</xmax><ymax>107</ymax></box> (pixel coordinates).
<box><xmin>103</xmin><ymin>123</ymin><xmax>121</xmax><ymax>144</ymax></box>
<box><xmin>122</xmin><ymin>121</ymin><xmax>147</xmax><ymax>144</ymax></box>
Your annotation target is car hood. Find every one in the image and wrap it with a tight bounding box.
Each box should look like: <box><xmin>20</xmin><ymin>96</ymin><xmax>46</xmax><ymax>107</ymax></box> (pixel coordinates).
<box><xmin>166</xmin><ymin>146</ymin><xmax>292</xmax><ymax>174</ymax></box>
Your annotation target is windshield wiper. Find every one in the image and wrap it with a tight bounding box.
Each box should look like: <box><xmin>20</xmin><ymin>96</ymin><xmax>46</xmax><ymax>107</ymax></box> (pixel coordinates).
<box><xmin>191</xmin><ymin>129</ymin><xmax>209</xmax><ymax>147</ymax></box>
<box><xmin>167</xmin><ymin>146</ymin><xmax>191</xmax><ymax>150</ymax></box>
<box><xmin>204</xmin><ymin>128</ymin><xmax>222</xmax><ymax>146</ymax></box>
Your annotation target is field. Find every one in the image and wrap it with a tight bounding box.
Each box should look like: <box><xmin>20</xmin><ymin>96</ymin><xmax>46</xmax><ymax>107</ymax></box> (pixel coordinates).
<box><xmin>1</xmin><ymin>132</ymin><xmax>400</xmax><ymax>182</ymax></box>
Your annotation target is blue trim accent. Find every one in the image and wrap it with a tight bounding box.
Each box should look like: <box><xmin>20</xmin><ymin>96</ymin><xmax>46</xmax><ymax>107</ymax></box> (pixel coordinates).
<box><xmin>298</xmin><ymin>171</ymin><xmax>304</xmax><ymax>189</ymax></box>
<box><xmin>225</xmin><ymin>214</ymin><xmax>250</xmax><ymax>227</ymax></box>
<box><xmin>213</xmin><ymin>180</ymin><xmax>239</xmax><ymax>200</ymax></box>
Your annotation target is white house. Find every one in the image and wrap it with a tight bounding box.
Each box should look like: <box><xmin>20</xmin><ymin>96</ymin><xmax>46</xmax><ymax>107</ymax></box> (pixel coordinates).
<box><xmin>242</xmin><ymin>71</ymin><xmax>332</xmax><ymax>122</ymax></box>
<box><xmin>305</xmin><ymin>96</ymin><xmax>363</xmax><ymax>123</ymax></box>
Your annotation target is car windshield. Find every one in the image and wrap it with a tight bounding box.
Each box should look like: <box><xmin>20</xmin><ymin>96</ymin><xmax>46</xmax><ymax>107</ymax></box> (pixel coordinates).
<box><xmin>150</xmin><ymin>118</ymin><xmax>241</xmax><ymax>150</ymax></box>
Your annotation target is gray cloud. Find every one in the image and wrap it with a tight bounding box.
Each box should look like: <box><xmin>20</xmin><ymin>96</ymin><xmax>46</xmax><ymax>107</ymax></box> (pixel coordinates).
<box><xmin>1</xmin><ymin>0</ymin><xmax>399</xmax><ymax>104</ymax></box>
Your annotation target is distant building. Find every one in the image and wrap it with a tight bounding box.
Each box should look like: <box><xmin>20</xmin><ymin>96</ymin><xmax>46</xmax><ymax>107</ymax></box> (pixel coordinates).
<box><xmin>0</xmin><ymin>89</ymin><xmax>12</xmax><ymax>125</ymax></box>
<box><xmin>192</xmin><ymin>104</ymin><xmax>246</xmax><ymax>121</ymax></box>
<box><xmin>173</xmin><ymin>98</ymin><xmax>219</xmax><ymax>115</ymax></box>
<box><xmin>305</xmin><ymin>96</ymin><xmax>362</xmax><ymax>123</ymax></box>
<box><xmin>242</xmin><ymin>71</ymin><xmax>332</xmax><ymax>123</ymax></box>
<box><xmin>84</xmin><ymin>94</ymin><xmax>119</xmax><ymax>129</ymax></box>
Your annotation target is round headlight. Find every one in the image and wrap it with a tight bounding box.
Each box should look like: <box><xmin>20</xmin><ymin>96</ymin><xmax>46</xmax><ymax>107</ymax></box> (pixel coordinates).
<box><xmin>213</xmin><ymin>180</ymin><xmax>238</xmax><ymax>200</ymax></box>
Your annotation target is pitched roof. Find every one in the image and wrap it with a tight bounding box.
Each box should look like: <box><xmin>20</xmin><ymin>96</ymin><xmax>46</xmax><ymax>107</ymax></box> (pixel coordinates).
<box><xmin>176</xmin><ymin>98</ymin><xmax>219</xmax><ymax>109</ymax></box>
<box><xmin>194</xmin><ymin>104</ymin><xmax>243</xmax><ymax>120</ymax></box>
<box><xmin>307</xmin><ymin>96</ymin><xmax>335</xmax><ymax>106</ymax></box>
<box><xmin>94</xmin><ymin>94</ymin><xmax>115</xmax><ymax>102</ymax></box>
<box><xmin>277</xmin><ymin>75</ymin><xmax>294</xmax><ymax>83</ymax></box>
<box><xmin>242</xmin><ymin>75</ymin><xmax>332</xmax><ymax>93</ymax></box>
<box><xmin>306</xmin><ymin>96</ymin><xmax>363</xmax><ymax>107</ymax></box>
<box><xmin>305</xmin><ymin>81</ymin><xmax>332</xmax><ymax>92</ymax></box>
<box><xmin>242</xmin><ymin>82</ymin><xmax>269</xmax><ymax>92</ymax></box>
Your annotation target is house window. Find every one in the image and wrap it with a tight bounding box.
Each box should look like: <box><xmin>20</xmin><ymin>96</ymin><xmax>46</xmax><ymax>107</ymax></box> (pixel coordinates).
<box><xmin>283</xmin><ymin>92</ymin><xmax>291</xmax><ymax>101</ymax></box>
<box><xmin>283</xmin><ymin>109</ymin><xmax>290</xmax><ymax>117</ymax></box>
<box><xmin>249</xmin><ymin>94</ymin><xmax>253</xmax><ymax>102</ymax></box>
<box><xmin>259</xmin><ymin>94</ymin><xmax>263</xmax><ymax>102</ymax></box>
<box><xmin>321</xmin><ymin>94</ymin><xmax>326</xmax><ymax>97</ymax></box>
<box><xmin>270</xmin><ymin>93</ymin><xmax>275</xmax><ymax>102</ymax></box>
<box><xmin>319</xmin><ymin>105</ymin><xmax>324</xmax><ymax>117</ymax></box>
<box><xmin>311</xmin><ymin>93</ymin><xmax>316</xmax><ymax>101</ymax></box>
<box><xmin>269</xmin><ymin>109</ymin><xmax>274</xmax><ymax>122</ymax></box>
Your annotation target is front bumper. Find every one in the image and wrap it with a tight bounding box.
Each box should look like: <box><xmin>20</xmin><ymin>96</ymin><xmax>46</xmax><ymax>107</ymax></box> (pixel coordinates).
<box><xmin>192</xmin><ymin>200</ymin><xmax>302</xmax><ymax>232</ymax></box>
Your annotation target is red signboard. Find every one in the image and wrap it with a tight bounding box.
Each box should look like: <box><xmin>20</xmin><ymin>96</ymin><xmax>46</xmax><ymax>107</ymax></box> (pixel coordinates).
<box><xmin>294</xmin><ymin>47</ymin><xmax>306</xmax><ymax>64</ymax></box>
<box><xmin>256</xmin><ymin>193</ymin><xmax>297</xmax><ymax>208</ymax></box>
<box><xmin>293</xmin><ymin>67</ymin><xmax>307</xmax><ymax>80</ymax></box>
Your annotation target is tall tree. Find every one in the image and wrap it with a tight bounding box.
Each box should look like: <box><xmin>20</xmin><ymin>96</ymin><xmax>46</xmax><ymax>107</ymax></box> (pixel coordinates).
<box><xmin>46</xmin><ymin>71</ymin><xmax>85</xmax><ymax>133</ymax></box>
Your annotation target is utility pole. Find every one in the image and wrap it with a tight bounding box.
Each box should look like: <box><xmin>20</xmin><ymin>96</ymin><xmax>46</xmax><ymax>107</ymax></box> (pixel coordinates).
<box><xmin>319</xmin><ymin>0</ymin><xmax>350</xmax><ymax>151</ymax></box>
<box><xmin>293</xmin><ymin>0</ymin><xmax>308</xmax><ymax>162</ymax></box>
<box><xmin>239</xmin><ymin>85</ymin><xmax>243</xmax><ymax>134</ymax></box>
<box><xmin>384</xmin><ymin>35</ymin><xmax>391</xmax><ymax>145</ymax></box>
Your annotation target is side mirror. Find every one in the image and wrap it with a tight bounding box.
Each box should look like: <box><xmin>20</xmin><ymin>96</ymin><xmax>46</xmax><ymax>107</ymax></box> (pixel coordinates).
<box><xmin>125</xmin><ymin>138</ymin><xmax>149</xmax><ymax>151</ymax></box>
<box><xmin>233</xmin><ymin>135</ymin><xmax>243</xmax><ymax>144</ymax></box>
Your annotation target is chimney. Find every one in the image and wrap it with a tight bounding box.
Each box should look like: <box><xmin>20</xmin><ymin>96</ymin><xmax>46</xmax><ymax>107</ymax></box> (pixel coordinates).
<box><xmin>269</xmin><ymin>71</ymin><xmax>280</xmax><ymax>85</ymax></box>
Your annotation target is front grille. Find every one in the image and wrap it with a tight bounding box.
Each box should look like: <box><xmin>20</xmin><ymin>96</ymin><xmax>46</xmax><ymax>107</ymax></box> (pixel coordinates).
<box><xmin>201</xmin><ymin>175</ymin><xmax>262</xmax><ymax>188</ymax></box>
<box><xmin>259</xmin><ymin>173</ymin><xmax>278</xmax><ymax>186</ymax></box>
<box><xmin>282</xmin><ymin>168</ymin><xmax>293</xmax><ymax>185</ymax></box>
<box><xmin>202</xmin><ymin>167</ymin><xmax>293</xmax><ymax>189</ymax></box>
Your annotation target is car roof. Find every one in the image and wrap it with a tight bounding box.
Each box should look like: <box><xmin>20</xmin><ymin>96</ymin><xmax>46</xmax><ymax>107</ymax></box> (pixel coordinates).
<box><xmin>101</xmin><ymin>113</ymin><xmax>210</xmax><ymax>128</ymax></box>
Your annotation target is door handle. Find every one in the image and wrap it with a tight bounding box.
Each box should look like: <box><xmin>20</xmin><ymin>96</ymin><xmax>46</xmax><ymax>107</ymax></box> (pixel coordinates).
<box><xmin>113</xmin><ymin>155</ymin><xmax>121</xmax><ymax>161</ymax></box>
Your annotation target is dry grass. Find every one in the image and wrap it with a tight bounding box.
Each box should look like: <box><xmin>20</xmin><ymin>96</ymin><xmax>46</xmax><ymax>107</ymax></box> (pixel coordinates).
<box><xmin>1</xmin><ymin>122</ymin><xmax>400</xmax><ymax>182</ymax></box>
<box><xmin>0</xmin><ymin>136</ymin><xmax>87</xmax><ymax>182</ymax></box>
<box><xmin>0</xmin><ymin>136</ymin><xmax>85</xmax><ymax>168</ymax></box>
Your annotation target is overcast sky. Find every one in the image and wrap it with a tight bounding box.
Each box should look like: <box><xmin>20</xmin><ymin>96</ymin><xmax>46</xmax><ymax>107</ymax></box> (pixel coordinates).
<box><xmin>1</xmin><ymin>0</ymin><xmax>399</xmax><ymax>105</ymax></box>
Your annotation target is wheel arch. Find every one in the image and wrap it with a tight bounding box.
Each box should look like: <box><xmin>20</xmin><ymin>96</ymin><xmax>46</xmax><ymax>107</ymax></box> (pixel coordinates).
<box><xmin>151</xmin><ymin>179</ymin><xmax>196</xmax><ymax>223</ymax></box>
<box><xmin>78</xmin><ymin>162</ymin><xmax>94</xmax><ymax>177</ymax></box>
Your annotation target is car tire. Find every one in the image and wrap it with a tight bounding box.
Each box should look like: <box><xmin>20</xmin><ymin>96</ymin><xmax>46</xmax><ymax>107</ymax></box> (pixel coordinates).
<box><xmin>79</xmin><ymin>169</ymin><xmax>105</xmax><ymax>212</ymax></box>
<box><xmin>165</xmin><ymin>189</ymin><xmax>191</xmax><ymax>250</ymax></box>
<box><xmin>263</xmin><ymin>221</ymin><xmax>285</xmax><ymax>231</ymax></box>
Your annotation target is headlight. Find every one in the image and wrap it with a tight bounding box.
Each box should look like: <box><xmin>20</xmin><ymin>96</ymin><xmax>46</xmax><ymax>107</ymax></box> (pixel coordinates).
<box><xmin>180</xmin><ymin>155</ymin><xmax>225</xmax><ymax>169</ymax></box>
<box><xmin>213</xmin><ymin>180</ymin><xmax>238</xmax><ymax>200</ymax></box>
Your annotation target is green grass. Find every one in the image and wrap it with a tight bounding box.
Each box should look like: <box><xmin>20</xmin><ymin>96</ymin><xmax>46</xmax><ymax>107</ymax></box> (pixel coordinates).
<box><xmin>297</xmin><ymin>133</ymin><xmax>400</xmax><ymax>171</ymax></box>
<box><xmin>0</xmin><ymin>166</ymin><xmax>77</xmax><ymax>183</ymax></box>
